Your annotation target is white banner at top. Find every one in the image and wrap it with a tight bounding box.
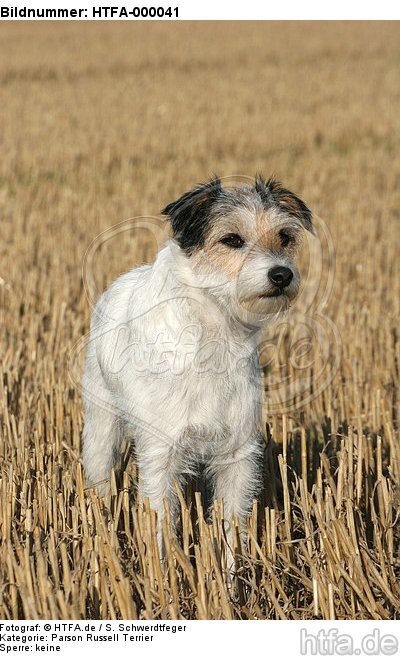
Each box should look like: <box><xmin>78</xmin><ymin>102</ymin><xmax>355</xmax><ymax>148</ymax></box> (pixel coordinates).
<box><xmin>0</xmin><ymin>0</ymin><xmax>399</xmax><ymax>20</ymax></box>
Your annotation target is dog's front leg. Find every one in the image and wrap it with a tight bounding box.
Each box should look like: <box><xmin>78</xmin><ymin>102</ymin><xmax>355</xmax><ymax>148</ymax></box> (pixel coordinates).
<box><xmin>208</xmin><ymin>438</ymin><xmax>262</xmax><ymax>568</ymax></box>
<box><xmin>136</xmin><ymin>439</ymin><xmax>184</xmax><ymax>555</ymax></box>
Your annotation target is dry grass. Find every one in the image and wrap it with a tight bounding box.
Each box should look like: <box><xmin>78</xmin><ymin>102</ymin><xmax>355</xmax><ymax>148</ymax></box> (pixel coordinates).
<box><xmin>0</xmin><ymin>21</ymin><xmax>400</xmax><ymax>620</ymax></box>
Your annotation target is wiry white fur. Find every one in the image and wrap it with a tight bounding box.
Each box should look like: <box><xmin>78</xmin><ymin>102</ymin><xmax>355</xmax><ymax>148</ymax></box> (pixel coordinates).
<box><xmin>82</xmin><ymin>218</ymin><xmax>302</xmax><ymax>559</ymax></box>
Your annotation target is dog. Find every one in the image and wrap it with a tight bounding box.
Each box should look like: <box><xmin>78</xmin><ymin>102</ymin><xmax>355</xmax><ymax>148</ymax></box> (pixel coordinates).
<box><xmin>82</xmin><ymin>175</ymin><xmax>313</xmax><ymax>559</ymax></box>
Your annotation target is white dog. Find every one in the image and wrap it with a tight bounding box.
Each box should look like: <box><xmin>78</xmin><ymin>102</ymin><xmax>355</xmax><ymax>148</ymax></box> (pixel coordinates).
<box><xmin>82</xmin><ymin>175</ymin><xmax>313</xmax><ymax>552</ymax></box>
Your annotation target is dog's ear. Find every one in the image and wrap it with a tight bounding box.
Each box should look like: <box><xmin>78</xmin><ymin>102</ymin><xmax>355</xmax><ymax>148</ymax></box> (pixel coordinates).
<box><xmin>255</xmin><ymin>174</ymin><xmax>314</xmax><ymax>234</ymax></box>
<box><xmin>161</xmin><ymin>177</ymin><xmax>222</xmax><ymax>253</ymax></box>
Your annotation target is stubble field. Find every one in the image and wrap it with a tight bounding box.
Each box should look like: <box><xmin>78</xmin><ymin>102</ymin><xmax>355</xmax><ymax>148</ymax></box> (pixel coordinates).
<box><xmin>0</xmin><ymin>21</ymin><xmax>400</xmax><ymax>619</ymax></box>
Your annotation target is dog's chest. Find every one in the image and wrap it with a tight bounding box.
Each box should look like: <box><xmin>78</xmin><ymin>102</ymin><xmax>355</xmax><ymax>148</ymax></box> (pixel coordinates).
<box><xmin>170</xmin><ymin>325</ymin><xmax>259</xmax><ymax>427</ymax></box>
<box><xmin>122</xmin><ymin>301</ymin><xmax>261</xmax><ymax>435</ymax></box>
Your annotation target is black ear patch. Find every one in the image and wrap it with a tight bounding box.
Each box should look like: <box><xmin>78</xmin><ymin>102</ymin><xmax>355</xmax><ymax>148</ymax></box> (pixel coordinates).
<box><xmin>161</xmin><ymin>177</ymin><xmax>222</xmax><ymax>253</ymax></box>
<box><xmin>255</xmin><ymin>174</ymin><xmax>314</xmax><ymax>233</ymax></box>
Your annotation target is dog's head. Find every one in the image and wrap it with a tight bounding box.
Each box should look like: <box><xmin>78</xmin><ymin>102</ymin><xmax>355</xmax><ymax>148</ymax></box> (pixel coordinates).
<box><xmin>162</xmin><ymin>175</ymin><xmax>313</xmax><ymax>325</ymax></box>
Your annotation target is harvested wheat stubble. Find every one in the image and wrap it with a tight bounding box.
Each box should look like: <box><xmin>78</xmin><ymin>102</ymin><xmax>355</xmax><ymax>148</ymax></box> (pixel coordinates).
<box><xmin>0</xmin><ymin>21</ymin><xmax>400</xmax><ymax>619</ymax></box>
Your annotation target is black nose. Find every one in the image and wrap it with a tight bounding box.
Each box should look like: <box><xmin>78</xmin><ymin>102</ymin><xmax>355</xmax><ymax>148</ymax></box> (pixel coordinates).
<box><xmin>268</xmin><ymin>266</ymin><xmax>293</xmax><ymax>288</ymax></box>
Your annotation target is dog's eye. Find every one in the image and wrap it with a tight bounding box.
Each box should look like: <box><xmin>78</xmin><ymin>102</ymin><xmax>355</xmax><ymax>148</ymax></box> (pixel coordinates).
<box><xmin>279</xmin><ymin>230</ymin><xmax>293</xmax><ymax>248</ymax></box>
<box><xmin>219</xmin><ymin>233</ymin><xmax>245</xmax><ymax>249</ymax></box>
